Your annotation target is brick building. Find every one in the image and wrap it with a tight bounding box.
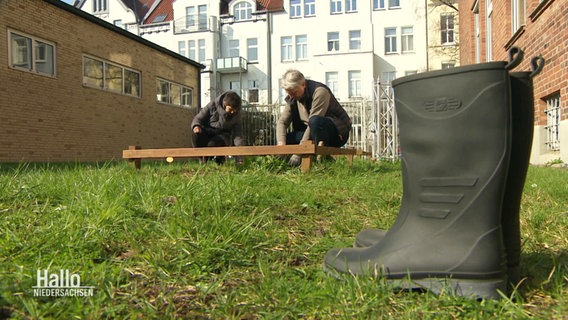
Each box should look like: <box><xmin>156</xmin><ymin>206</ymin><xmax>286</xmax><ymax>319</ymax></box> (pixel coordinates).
<box><xmin>459</xmin><ymin>0</ymin><xmax>567</xmax><ymax>164</ymax></box>
<box><xmin>0</xmin><ymin>0</ymin><xmax>204</xmax><ymax>163</ymax></box>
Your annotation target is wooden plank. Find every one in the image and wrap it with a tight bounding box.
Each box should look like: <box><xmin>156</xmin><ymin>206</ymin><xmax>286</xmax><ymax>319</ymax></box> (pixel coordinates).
<box><xmin>122</xmin><ymin>144</ymin><xmax>316</xmax><ymax>159</ymax></box>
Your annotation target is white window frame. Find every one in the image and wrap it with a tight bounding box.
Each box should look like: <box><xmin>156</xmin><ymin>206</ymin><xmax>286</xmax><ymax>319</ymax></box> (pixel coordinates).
<box><xmin>229</xmin><ymin>39</ymin><xmax>240</xmax><ymax>58</ymax></box>
<box><xmin>234</xmin><ymin>2</ymin><xmax>252</xmax><ymax>21</ymax></box>
<box><xmin>349</xmin><ymin>30</ymin><xmax>361</xmax><ymax>50</ymax></box>
<box><xmin>296</xmin><ymin>35</ymin><xmax>308</xmax><ymax>60</ymax></box>
<box><xmin>8</xmin><ymin>30</ymin><xmax>56</xmax><ymax>77</ymax></box>
<box><xmin>290</xmin><ymin>0</ymin><xmax>302</xmax><ymax>18</ymax></box>
<box><xmin>304</xmin><ymin>0</ymin><xmax>316</xmax><ymax>16</ymax></box>
<box><xmin>247</xmin><ymin>38</ymin><xmax>258</xmax><ymax>62</ymax></box>
<box><xmin>385</xmin><ymin>27</ymin><xmax>397</xmax><ymax>54</ymax></box>
<box><xmin>331</xmin><ymin>0</ymin><xmax>342</xmax><ymax>14</ymax></box>
<box><xmin>441</xmin><ymin>14</ymin><xmax>455</xmax><ymax>45</ymax></box>
<box><xmin>346</xmin><ymin>0</ymin><xmax>357</xmax><ymax>12</ymax></box>
<box><xmin>401</xmin><ymin>26</ymin><xmax>414</xmax><ymax>53</ymax></box>
<box><xmin>388</xmin><ymin>0</ymin><xmax>400</xmax><ymax>9</ymax></box>
<box><xmin>511</xmin><ymin>0</ymin><xmax>526</xmax><ymax>33</ymax></box>
<box><xmin>178</xmin><ymin>41</ymin><xmax>186</xmax><ymax>57</ymax></box>
<box><xmin>198</xmin><ymin>39</ymin><xmax>206</xmax><ymax>62</ymax></box>
<box><xmin>374</xmin><ymin>0</ymin><xmax>386</xmax><ymax>10</ymax></box>
<box><xmin>188</xmin><ymin>40</ymin><xmax>196</xmax><ymax>61</ymax></box>
<box><xmin>281</xmin><ymin>36</ymin><xmax>293</xmax><ymax>61</ymax></box>
<box><xmin>327</xmin><ymin>32</ymin><xmax>340</xmax><ymax>52</ymax></box>
<box><xmin>544</xmin><ymin>94</ymin><xmax>561</xmax><ymax>151</ymax></box>
<box><xmin>326</xmin><ymin>72</ymin><xmax>339</xmax><ymax>94</ymax></box>
<box><xmin>348</xmin><ymin>70</ymin><xmax>362</xmax><ymax>98</ymax></box>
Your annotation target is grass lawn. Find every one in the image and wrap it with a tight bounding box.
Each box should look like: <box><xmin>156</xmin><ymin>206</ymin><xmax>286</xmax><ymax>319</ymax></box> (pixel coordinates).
<box><xmin>1</xmin><ymin>157</ymin><xmax>567</xmax><ymax>319</ymax></box>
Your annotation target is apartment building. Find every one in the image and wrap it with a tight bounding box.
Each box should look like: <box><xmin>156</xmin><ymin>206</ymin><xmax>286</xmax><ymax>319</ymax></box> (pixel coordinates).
<box><xmin>76</xmin><ymin>0</ymin><xmax>459</xmax><ymax>105</ymax></box>
<box><xmin>459</xmin><ymin>0</ymin><xmax>567</xmax><ymax>164</ymax></box>
<box><xmin>0</xmin><ymin>0</ymin><xmax>203</xmax><ymax>163</ymax></box>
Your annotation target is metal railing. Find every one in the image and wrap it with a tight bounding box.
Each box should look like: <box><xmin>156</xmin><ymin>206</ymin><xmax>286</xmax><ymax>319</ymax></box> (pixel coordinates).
<box><xmin>544</xmin><ymin>94</ymin><xmax>561</xmax><ymax>151</ymax></box>
<box><xmin>240</xmin><ymin>82</ymin><xmax>398</xmax><ymax>160</ymax></box>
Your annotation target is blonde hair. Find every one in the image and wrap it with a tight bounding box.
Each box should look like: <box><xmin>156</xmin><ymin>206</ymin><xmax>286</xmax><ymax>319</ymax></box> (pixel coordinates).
<box><xmin>281</xmin><ymin>69</ymin><xmax>305</xmax><ymax>90</ymax></box>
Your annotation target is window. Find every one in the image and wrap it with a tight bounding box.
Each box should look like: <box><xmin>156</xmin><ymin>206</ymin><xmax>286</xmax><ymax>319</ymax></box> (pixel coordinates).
<box><xmin>544</xmin><ymin>94</ymin><xmax>560</xmax><ymax>151</ymax></box>
<box><xmin>296</xmin><ymin>35</ymin><xmax>308</xmax><ymax>60</ymax></box>
<box><xmin>486</xmin><ymin>0</ymin><xmax>493</xmax><ymax>61</ymax></box>
<box><xmin>178</xmin><ymin>41</ymin><xmax>186</xmax><ymax>57</ymax></box>
<box><xmin>385</xmin><ymin>28</ymin><xmax>397</xmax><ymax>54</ymax></box>
<box><xmin>230</xmin><ymin>81</ymin><xmax>241</xmax><ymax>92</ymax></box>
<box><xmin>290</xmin><ymin>0</ymin><xmax>301</xmax><ymax>18</ymax></box>
<box><xmin>93</xmin><ymin>0</ymin><xmax>107</xmax><ymax>13</ymax></box>
<box><xmin>441</xmin><ymin>14</ymin><xmax>455</xmax><ymax>45</ymax></box>
<box><xmin>346</xmin><ymin>0</ymin><xmax>357</xmax><ymax>12</ymax></box>
<box><xmin>186</xmin><ymin>6</ymin><xmax>195</xmax><ymax>28</ymax></box>
<box><xmin>198</xmin><ymin>39</ymin><xmax>206</xmax><ymax>62</ymax></box>
<box><xmin>473</xmin><ymin>1</ymin><xmax>480</xmax><ymax>63</ymax></box>
<box><xmin>248</xmin><ymin>80</ymin><xmax>259</xmax><ymax>103</ymax></box>
<box><xmin>9</xmin><ymin>31</ymin><xmax>55</xmax><ymax>77</ymax></box>
<box><xmin>188</xmin><ymin>40</ymin><xmax>196</xmax><ymax>60</ymax></box>
<box><xmin>281</xmin><ymin>36</ymin><xmax>293</xmax><ymax>61</ymax></box>
<box><xmin>381</xmin><ymin>71</ymin><xmax>396</xmax><ymax>84</ymax></box>
<box><xmin>198</xmin><ymin>5</ymin><xmax>207</xmax><ymax>30</ymax></box>
<box><xmin>229</xmin><ymin>39</ymin><xmax>240</xmax><ymax>57</ymax></box>
<box><xmin>401</xmin><ymin>26</ymin><xmax>414</xmax><ymax>52</ymax></box>
<box><xmin>83</xmin><ymin>55</ymin><xmax>140</xmax><ymax>97</ymax></box>
<box><xmin>512</xmin><ymin>0</ymin><xmax>525</xmax><ymax>32</ymax></box>
<box><xmin>348</xmin><ymin>70</ymin><xmax>361</xmax><ymax>98</ymax></box>
<box><xmin>247</xmin><ymin>38</ymin><xmax>258</xmax><ymax>62</ymax></box>
<box><xmin>349</xmin><ymin>30</ymin><xmax>361</xmax><ymax>50</ymax></box>
<box><xmin>326</xmin><ymin>72</ymin><xmax>339</xmax><ymax>94</ymax></box>
<box><xmin>152</xmin><ymin>14</ymin><xmax>167</xmax><ymax>23</ymax></box>
<box><xmin>389</xmin><ymin>0</ymin><xmax>400</xmax><ymax>8</ymax></box>
<box><xmin>234</xmin><ymin>2</ymin><xmax>252</xmax><ymax>21</ymax></box>
<box><xmin>441</xmin><ymin>62</ymin><xmax>455</xmax><ymax>69</ymax></box>
<box><xmin>327</xmin><ymin>32</ymin><xmax>339</xmax><ymax>52</ymax></box>
<box><xmin>113</xmin><ymin>20</ymin><xmax>123</xmax><ymax>28</ymax></box>
<box><xmin>374</xmin><ymin>0</ymin><xmax>386</xmax><ymax>10</ymax></box>
<box><xmin>304</xmin><ymin>0</ymin><xmax>316</xmax><ymax>16</ymax></box>
<box><xmin>331</xmin><ymin>0</ymin><xmax>342</xmax><ymax>13</ymax></box>
<box><xmin>157</xmin><ymin>79</ymin><xmax>194</xmax><ymax>107</ymax></box>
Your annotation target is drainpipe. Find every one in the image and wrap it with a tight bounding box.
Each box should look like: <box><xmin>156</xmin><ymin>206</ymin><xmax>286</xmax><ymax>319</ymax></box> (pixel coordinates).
<box><xmin>425</xmin><ymin>0</ymin><xmax>430</xmax><ymax>71</ymax></box>
<box><xmin>266</xmin><ymin>12</ymin><xmax>272</xmax><ymax>104</ymax></box>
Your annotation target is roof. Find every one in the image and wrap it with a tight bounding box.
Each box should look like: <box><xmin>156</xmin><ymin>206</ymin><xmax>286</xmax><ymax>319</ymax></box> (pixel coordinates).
<box><xmin>44</xmin><ymin>0</ymin><xmax>204</xmax><ymax>69</ymax></box>
<box><xmin>143</xmin><ymin>0</ymin><xmax>174</xmax><ymax>25</ymax></box>
<box><xmin>220</xmin><ymin>0</ymin><xmax>284</xmax><ymax>15</ymax></box>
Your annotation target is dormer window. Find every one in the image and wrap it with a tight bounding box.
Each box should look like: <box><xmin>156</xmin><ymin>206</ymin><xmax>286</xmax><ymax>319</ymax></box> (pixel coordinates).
<box><xmin>234</xmin><ymin>2</ymin><xmax>252</xmax><ymax>21</ymax></box>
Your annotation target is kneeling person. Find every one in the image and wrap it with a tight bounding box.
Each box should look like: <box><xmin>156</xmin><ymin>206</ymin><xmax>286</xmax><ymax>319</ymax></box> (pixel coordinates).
<box><xmin>191</xmin><ymin>91</ymin><xmax>244</xmax><ymax>164</ymax></box>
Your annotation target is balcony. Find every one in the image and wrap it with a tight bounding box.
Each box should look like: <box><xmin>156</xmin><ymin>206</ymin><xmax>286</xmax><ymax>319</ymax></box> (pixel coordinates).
<box><xmin>216</xmin><ymin>56</ymin><xmax>247</xmax><ymax>74</ymax></box>
<box><xmin>174</xmin><ymin>16</ymin><xmax>218</xmax><ymax>34</ymax></box>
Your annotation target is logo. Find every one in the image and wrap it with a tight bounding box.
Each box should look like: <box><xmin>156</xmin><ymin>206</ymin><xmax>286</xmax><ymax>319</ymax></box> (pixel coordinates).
<box><xmin>423</xmin><ymin>97</ymin><xmax>462</xmax><ymax>112</ymax></box>
<box><xmin>32</xmin><ymin>269</ymin><xmax>95</xmax><ymax>297</ymax></box>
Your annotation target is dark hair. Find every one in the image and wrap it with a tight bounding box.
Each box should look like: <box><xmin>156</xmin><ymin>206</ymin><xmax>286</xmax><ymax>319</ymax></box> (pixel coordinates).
<box><xmin>223</xmin><ymin>91</ymin><xmax>242</xmax><ymax>110</ymax></box>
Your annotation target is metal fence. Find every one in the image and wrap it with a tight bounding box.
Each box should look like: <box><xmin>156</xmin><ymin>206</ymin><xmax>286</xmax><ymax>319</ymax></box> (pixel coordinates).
<box><xmin>241</xmin><ymin>82</ymin><xmax>399</xmax><ymax>160</ymax></box>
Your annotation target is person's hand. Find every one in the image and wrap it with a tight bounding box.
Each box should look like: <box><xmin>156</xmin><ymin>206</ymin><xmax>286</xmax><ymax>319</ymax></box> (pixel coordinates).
<box><xmin>193</xmin><ymin>126</ymin><xmax>202</xmax><ymax>134</ymax></box>
<box><xmin>288</xmin><ymin>154</ymin><xmax>301</xmax><ymax>166</ymax></box>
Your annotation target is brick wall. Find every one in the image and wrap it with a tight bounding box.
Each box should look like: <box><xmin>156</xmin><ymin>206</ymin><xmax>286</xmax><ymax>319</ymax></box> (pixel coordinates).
<box><xmin>0</xmin><ymin>0</ymin><xmax>202</xmax><ymax>163</ymax></box>
<box><xmin>459</xmin><ymin>0</ymin><xmax>567</xmax><ymax>126</ymax></box>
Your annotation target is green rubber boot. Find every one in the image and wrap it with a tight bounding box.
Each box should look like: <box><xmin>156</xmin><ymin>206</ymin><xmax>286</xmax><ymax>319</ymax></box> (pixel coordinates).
<box><xmin>324</xmin><ymin>61</ymin><xmax>512</xmax><ymax>299</ymax></box>
<box><xmin>352</xmin><ymin>57</ymin><xmax>544</xmax><ymax>289</ymax></box>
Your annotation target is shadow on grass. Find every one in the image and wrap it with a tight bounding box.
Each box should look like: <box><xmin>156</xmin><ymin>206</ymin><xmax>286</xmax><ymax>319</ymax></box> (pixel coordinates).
<box><xmin>518</xmin><ymin>249</ymin><xmax>568</xmax><ymax>296</ymax></box>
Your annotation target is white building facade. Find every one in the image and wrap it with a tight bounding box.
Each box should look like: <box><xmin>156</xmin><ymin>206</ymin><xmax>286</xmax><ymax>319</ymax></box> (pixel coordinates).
<box><xmin>76</xmin><ymin>0</ymin><xmax>455</xmax><ymax>106</ymax></box>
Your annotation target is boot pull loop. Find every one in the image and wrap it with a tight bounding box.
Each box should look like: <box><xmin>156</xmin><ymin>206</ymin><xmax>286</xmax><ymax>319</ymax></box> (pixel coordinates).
<box><xmin>505</xmin><ymin>46</ymin><xmax>524</xmax><ymax>70</ymax></box>
<box><xmin>530</xmin><ymin>56</ymin><xmax>545</xmax><ymax>78</ymax></box>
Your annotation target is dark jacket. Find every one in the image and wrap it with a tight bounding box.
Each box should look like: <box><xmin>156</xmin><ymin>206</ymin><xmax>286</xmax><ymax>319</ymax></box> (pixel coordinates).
<box><xmin>277</xmin><ymin>80</ymin><xmax>352</xmax><ymax>144</ymax></box>
<box><xmin>191</xmin><ymin>93</ymin><xmax>244</xmax><ymax>146</ymax></box>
